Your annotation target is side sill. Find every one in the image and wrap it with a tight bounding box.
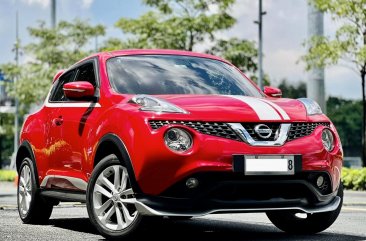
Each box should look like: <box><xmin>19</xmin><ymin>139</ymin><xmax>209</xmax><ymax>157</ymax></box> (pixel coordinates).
<box><xmin>40</xmin><ymin>189</ymin><xmax>86</xmax><ymax>203</ymax></box>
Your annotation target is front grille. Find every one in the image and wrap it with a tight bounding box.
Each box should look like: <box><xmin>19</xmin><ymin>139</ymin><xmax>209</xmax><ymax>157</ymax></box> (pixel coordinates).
<box><xmin>242</xmin><ymin>123</ymin><xmax>281</xmax><ymax>141</ymax></box>
<box><xmin>149</xmin><ymin>120</ymin><xmax>241</xmax><ymax>141</ymax></box>
<box><xmin>287</xmin><ymin>122</ymin><xmax>330</xmax><ymax>141</ymax></box>
<box><xmin>149</xmin><ymin>120</ymin><xmax>330</xmax><ymax>143</ymax></box>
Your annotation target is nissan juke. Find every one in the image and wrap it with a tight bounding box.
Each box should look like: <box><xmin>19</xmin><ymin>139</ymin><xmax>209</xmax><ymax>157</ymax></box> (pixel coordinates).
<box><xmin>16</xmin><ymin>50</ymin><xmax>343</xmax><ymax>240</ymax></box>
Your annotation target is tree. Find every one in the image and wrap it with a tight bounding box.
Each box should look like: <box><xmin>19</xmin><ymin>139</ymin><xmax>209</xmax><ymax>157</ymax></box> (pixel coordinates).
<box><xmin>0</xmin><ymin>20</ymin><xmax>105</xmax><ymax>167</ymax></box>
<box><xmin>327</xmin><ymin>97</ymin><xmax>362</xmax><ymax>157</ymax></box>
<box><xmin>0</xmin><ymin>113</ymin><xmax>14</xmax><ymax>167</ymax></box>
<box><xmin>106</xmin><ymin>0</ymin><xmax>236</xmax><ymax>51</ymax></box>
<box><xmin>2</xmin><ymin>20</ymin><xmax>105</xmax><ymax>109</ymax></box>
<box><xmin>103</xmin><ymin>0</ymin><xmax>262</xmax><ymax>83</ymax></box>
<box><xmin>302</xmin><ymin>0</ymin><xmax>366</xmax><ymax>166</ymax></box>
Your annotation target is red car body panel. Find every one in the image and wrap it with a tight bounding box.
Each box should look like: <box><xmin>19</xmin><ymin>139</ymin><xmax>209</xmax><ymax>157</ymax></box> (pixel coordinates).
<box><xmin>19</xmin><ymin>49</ymin><xmax>343</xmax><ymax>198</ymax></box>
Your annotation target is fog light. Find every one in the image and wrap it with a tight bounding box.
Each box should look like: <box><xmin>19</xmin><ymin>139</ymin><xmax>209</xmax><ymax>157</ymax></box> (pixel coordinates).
<box><xmin>316</xmin><ymin>175</ymin><xmax>324</xmax><ymax>187</ymax></box>
<box><xmin>186</xmin><ymin>178</ymin><xmax>199</xmax><ymax>189</ymax></box>
<box><xmin>164</xmin><ymin>128</ymin><xmax>192</xmax><ymax>153</ymax></box>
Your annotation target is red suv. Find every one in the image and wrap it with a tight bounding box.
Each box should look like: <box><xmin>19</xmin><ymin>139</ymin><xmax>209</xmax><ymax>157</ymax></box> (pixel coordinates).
<box><xmin>17</xmin><ymin>50</ymin><xmax>343</xmax><ymax>240</ymax></box>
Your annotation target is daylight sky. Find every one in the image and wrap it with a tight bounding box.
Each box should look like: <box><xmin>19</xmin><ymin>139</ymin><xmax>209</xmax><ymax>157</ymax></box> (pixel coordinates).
<box><xmin>0</xmin><ymin>0</ymin><xmax>361</xmax><ymax>99</ymax></box>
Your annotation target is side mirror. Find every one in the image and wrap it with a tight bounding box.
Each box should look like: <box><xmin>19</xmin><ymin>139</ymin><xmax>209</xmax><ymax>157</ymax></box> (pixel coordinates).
<box><xmin>264</xmin><ymin>86</ymin><xmax>282</xmax><ymax>98</ymax></box>
<box><xmin>63</xmin><ymin>81</ymin><xmax>95</xmax><ymax>100</ymax></box>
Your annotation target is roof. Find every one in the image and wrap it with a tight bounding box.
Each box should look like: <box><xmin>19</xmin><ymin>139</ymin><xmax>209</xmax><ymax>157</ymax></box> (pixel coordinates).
<box><xmin>89</xmin><ymin>49</ymin><xmax>231</xmax><ymax>65</ymax></box>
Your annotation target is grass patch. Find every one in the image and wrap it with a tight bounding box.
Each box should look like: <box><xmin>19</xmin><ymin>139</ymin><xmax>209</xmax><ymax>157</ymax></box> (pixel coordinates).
<box><xmin>342</xmin><ymin>167</ymin><xmax>366</xmax><ymax>191</ymax></box>
<box><xmin>0</xmin><ymin>170</ymin><xmax>17</xmax><ymax>182</ymax></box>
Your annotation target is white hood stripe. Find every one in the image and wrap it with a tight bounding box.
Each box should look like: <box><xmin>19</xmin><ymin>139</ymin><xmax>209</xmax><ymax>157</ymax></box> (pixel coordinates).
<box><xmin>226</xmin><ymin>95</ymin><xmax>291</xmax><ymax>121</ymax></box>
<box><xmin>260</xmin><ymin>99</ymin><xmax>290</xmax><ymax>120</ymax></box>
<box><xmin>227</xmin><ymin>95</ymin><xmax>282</xmax><ymax>120</ymax></box>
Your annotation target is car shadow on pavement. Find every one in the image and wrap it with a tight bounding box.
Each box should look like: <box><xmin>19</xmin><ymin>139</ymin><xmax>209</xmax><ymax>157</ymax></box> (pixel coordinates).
<box><xmin>48</xmin><ymin>217</ymin><xmax>365</xmax><ymax>241</ymax></box>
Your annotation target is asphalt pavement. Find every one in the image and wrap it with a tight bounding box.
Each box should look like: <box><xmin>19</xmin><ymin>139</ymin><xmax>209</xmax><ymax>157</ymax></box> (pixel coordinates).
<box><xmin>1</xmin><ymin>181</ymin><xmax>366</xmax><ymax>241</ymax></box>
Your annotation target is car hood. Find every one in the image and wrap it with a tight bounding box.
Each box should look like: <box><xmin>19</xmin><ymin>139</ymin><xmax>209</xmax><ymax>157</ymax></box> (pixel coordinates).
<box><xmin>154</xmin><ymin>94</ymin><xmax>308</xmax><ymax>122</ymax></box>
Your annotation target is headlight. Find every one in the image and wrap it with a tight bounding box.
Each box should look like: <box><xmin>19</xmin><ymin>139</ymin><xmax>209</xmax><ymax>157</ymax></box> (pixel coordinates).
<box><xmin>298</xmin><ymin>98</ymin><xmax>322</xmax><ymax>115</ymax></box>
<box><xmin>164</xmin><ymin>128</ymin><xmax>192</xmax><ymax>153</ymax></box>
<box><xmin>322</xmin><ymin>128</ymin><xmax>334</xmax><ymax>152</ymax></box>
<box><xmin>130</xmin><ymin>95</ymin><xmax>188</xmax><ymax>114</ymax></box>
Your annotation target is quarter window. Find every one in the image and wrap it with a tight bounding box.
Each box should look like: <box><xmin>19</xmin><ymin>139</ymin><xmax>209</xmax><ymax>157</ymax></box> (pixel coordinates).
<box><xmin>75</xmin><ymin>62</ymin><xmax>97</xmax><ymax>87</ymax></box>
<box><xmin>50</xmin><ymin>70</ymin><xmax>76</xmax><ymax>102</ymax></box>
<box><xmin>49</xmin><ymin>61</ymin><xmax>97</xmax><ymax>102</ymax></box>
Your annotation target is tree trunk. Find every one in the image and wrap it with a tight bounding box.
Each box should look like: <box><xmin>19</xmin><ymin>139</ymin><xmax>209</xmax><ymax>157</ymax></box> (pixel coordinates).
<box><xmin>362</xmin><ymin>70</ymin><xmax>366</xmax><ymax>167</ymax></box>
<box><xmin>188</xmin><ymin>30</ymin><xmax>194</xmax><ymax>51</ymax></box>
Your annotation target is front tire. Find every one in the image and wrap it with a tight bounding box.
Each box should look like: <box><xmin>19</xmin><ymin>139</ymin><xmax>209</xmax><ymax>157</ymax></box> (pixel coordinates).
<box><xmin>266</xmin><ymin>183</ymin><xmax>343</xmax><ymax>234</ymax></box>
<box><xmin>17</xmin><ymin>157</ymin><xmax>53</xmax><ymax>224</ymax></box>
<box><xmin>86</xmin><ymin>154</ymin><xmax>143</xmax><ymax>240</ymax></box>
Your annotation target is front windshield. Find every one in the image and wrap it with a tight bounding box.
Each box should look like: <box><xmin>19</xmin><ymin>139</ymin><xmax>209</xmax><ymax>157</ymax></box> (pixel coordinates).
<box><xmin>107</xmin><ymin>55</ymin><xmax>262</xmax><ymax>97</ymax></box>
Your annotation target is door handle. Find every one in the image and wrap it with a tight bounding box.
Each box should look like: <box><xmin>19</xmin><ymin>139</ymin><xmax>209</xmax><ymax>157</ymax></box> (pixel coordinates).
<box><xmin>53</xmin><ymin>116</ymin><xmax>63</xmax><ymax>126</ymax></box>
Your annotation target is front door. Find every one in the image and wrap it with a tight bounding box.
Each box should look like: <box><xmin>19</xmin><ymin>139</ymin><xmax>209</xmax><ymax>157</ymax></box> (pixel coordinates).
<box><xmin>55</xmin><ymin>60</ymin><xmax>100</xmax><ymax>190</ymax></box>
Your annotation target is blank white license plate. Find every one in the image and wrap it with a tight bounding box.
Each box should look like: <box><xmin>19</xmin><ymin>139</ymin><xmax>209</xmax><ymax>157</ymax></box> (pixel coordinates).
<box><xmin>244</xmin><ymin>155</ymin><xmax>295</xmax><ymax>175</ymax></box>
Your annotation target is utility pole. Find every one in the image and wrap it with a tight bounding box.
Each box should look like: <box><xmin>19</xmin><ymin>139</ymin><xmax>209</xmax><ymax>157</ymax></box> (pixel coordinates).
<box><xmin>95</xmin><ymin>36</ymin><xmax>99</xmax><ymax>52</ymax></box>
<box><xmin>10</xmin><ymin>11</ymin><xmax>20</xmax><ymax>170</ymax></box>
<box><xmin>307</xmin><ymin>2</ymin><xmax>326</xmax><ymax>113</ymax></box>
<box><xmin>255</xmin><ymin>0</ymin><xmax>266</xmax><ymax>90</ymax></box>
<box><xmin>51</xmin><ymin>0</ymin><xmax>56</xmax><ymax>28</ymax></box>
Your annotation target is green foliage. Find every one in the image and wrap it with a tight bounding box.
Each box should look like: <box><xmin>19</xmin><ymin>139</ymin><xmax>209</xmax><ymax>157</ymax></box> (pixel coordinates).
<box><xmin>342</xmin><ymin>167</ymin><xmax>366</xmax><ymax>191</ymax></box>
<box><xmin>0</xmin><ymin>114</ymin><xmax>14</xmax><ymax>166</ymax></box>
<box><xmin>1</xmin><ymin>20</ymin><xmax>105</xmax><ymax>108</ymax></box>
<box><xmin>0</xmin><ymin>169</ymin><xmax>17</xmax><ymax>182</ymax></box>
<box><xmin>278</xmin><ymin>79</ymin><xmax>306</xmax><ymax>99</ymax></box>
<box><xmin>327</xmin><ymin>97</ymin><xmax>362</xmax><ymax>154</ymax></box>
<box><xmin>104</xmin><ymin>0</ymin><xmax>236</xmax><ymax>51</ymax></box>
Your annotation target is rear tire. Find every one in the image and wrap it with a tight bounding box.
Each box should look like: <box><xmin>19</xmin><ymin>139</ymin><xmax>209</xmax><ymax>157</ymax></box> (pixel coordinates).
<box><xmin>87</xmin><ymin>154</ymin><xmax>144</xmax><ymax>240</ymax></box>
<box><xmin>266</xmin><ymin>183</ymin><xmax>343</xmax><ymax>234</ymax></box>
<box><xmin>17</xmin><ymin>157</ymin><xmax>53</xmax><ymax>224</ymax></box>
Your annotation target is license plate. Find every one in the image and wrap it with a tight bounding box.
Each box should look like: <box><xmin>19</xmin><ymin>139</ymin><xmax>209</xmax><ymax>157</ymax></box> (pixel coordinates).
<box><xmin>244</xmin><ymin>155</ymin><xmax>295</xmax><ymax>175</ymax></box>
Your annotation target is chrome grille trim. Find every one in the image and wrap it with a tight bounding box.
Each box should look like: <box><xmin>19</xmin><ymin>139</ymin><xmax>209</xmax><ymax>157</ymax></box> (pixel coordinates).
<box><xmin>241</xmin><ymin>123</ymin><xmax>281</xmax><ymax>141</ymax></box>
<box><xmin>228</xmin><ymin>123</ymin><xmax>291</xmax><ymax>146</ymax></box>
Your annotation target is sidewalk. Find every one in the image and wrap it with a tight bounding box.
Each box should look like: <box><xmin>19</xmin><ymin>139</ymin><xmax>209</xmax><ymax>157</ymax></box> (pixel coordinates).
<box><xmin>0</xmin><ymin>181</ymin><xmax>17</xmax><ymax>208</ymax></box>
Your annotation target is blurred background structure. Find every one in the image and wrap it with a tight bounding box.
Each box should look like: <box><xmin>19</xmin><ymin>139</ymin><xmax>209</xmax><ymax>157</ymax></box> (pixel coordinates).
<box><xmin>0</xmin><ymin>0</ymin><xmax>365</xmax><ymax>169</ymax></box>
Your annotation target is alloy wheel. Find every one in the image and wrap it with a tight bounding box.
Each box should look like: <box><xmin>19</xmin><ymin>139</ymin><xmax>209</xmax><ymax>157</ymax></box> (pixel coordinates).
<box><xmin>92</xmin><ymin>165</ymin><xmax>138</xmax><ymax>231</ymax></box>
<box><xmin>18</xmin><ymin>164</ymin><xmax>32</xmax><ymax>216</ymax></box>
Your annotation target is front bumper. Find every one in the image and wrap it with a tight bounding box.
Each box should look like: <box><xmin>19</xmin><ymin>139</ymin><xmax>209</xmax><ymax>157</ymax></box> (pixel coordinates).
<box><xmin>135</xmin><ymin>196</ymin><xmax>341</xmax><ymax>216</ymax></box>
<box><xmin>125</xmin><ymin>115</ymin><xmax>343</xmax><ymax>197</ymax></box>
<box><xmin>134</xmin><ymin>171</ymin><xmax>341</xmax><ymax>216</ymax></box>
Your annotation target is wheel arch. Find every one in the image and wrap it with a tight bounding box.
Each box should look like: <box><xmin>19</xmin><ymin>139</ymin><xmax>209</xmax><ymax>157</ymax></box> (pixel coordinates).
<box><xmin>16</xmin><ymin>141</ymin><xmax>40</xmax><ymax>187</ymax></box>
<box><xmin>94</xmin><ymin>133</ymin><xmax>141</xmax><ymax>193</ymax></box>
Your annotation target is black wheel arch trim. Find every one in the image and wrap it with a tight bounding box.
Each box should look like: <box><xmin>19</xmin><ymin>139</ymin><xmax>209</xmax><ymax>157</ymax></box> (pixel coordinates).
<box><xmin>95</xmin><ymin>133</ymin><xmax>142</xmax><ymax>193</ymax></box>
<box><xmin>16</xmin><ymin>141</ymin><xmax>40</xmax><ymax>187</ymax></box>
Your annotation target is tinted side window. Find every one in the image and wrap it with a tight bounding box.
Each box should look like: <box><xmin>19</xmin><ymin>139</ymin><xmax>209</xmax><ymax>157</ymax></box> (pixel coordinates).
<box><xmin>50</xmin><ymin>70</ymin><xmax>76</xmax><ymax>102</ymax></box>
<box><xmin>75</xmin><ymin>62</ymin><xmax>96</xmax><ymax>87</ymax></box>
